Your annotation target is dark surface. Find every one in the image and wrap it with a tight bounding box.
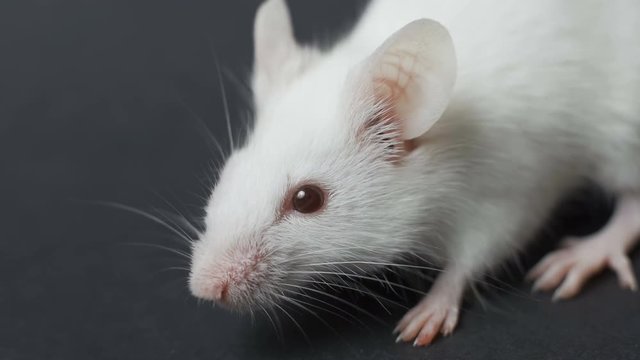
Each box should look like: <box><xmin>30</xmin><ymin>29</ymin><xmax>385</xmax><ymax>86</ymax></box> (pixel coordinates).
<box><xmin>1</xmin><ymin>1</ymin><xmax>639</xmax><ymax>359</ymax></box>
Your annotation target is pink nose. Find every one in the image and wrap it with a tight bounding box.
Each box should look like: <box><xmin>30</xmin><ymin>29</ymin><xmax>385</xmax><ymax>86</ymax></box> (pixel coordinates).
<box><xmin>210</xmin><ymin>281</ymin><xmax>229</xmax><ymax>302</ymax></box>
<box><xmin>190</xmin><ymin>245</ymin><xmax>266</xmax><ymax>304</ymax></box>
<box><xmin>189</xmin><ymin>275</ymin><xmax>231</xmax><ymax>303</ymax></box>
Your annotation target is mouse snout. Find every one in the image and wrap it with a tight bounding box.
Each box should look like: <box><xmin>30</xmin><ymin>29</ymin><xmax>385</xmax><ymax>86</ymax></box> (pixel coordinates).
<box><xmin>189</xmin><ymin>243</ymin><xmax>270</xmax><ymax>309</ymax></box>
<box><xmin>189</xmin><ymin>275</ymin><xmax>229</xmax><ymax>302</ymax></box>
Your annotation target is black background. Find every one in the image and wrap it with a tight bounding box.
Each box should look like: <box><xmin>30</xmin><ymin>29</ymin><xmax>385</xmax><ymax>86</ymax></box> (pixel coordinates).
<box><xmin>1</xmin><ymin>1</ymin><xmax>639</xmax><ymax>359</ymax></box>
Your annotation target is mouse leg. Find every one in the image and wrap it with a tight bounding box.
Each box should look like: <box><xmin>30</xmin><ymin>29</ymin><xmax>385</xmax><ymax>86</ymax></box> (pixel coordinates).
<box><xmin>527</xmin><ymin>194</ymin><xmax>640</xmax><ymax>300</ymax></box>
<box><xmin>394</xmin><ymin>198</ymin><xmax>538</xmax><ymax>346</ymax></box>
<box><xmin>393</xmin><ymin>269</ymin><xmax>466</xmax><ymax>346</ymax></box>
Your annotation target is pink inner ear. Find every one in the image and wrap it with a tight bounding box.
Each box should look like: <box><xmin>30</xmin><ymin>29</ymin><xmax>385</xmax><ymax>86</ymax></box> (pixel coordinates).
<box><xmin>374</xmin><ymin>49</ymin><xmax>420</xmax><ymax>98</ymax></box>
<box><xmin>371</xmin><ymin>48</ymin><xmax>424</xmax><ymax>141</ymax></box>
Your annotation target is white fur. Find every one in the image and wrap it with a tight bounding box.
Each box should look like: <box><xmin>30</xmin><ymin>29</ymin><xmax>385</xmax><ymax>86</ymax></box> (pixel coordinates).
<box><xmin>190</xmin><ymin>0</ymin><xmax>640</xmax><ymax>310</ymax></box>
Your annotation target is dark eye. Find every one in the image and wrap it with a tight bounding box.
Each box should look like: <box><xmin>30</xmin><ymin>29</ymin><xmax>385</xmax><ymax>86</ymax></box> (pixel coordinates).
<box><xmin>292</xmin><ymin>185</ymin><xmax>325</xmax><ymax>214</ymax></box>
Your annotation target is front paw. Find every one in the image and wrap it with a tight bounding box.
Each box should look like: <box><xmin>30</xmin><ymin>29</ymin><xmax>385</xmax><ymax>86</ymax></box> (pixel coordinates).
<box><xmin>393</xmin><ymin>294</ymin><xmax>461</xmax><ymax>347</ymax></box>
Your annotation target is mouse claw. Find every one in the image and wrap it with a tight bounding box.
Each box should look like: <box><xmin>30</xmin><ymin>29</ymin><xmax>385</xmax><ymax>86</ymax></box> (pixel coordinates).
<box><xmin>393</xmin><ymin>277</ymin><xmax>463</xmax><ymax>347</ymax></box>
<box><xmin>529</xmin><ymin>195</ymin><xmax>640</xmax><ymax>300</ymax></box>
<box><xmin>529</xmin><ymin>239</ymin><xmax>638</xmax><ymax>300</ymax></box>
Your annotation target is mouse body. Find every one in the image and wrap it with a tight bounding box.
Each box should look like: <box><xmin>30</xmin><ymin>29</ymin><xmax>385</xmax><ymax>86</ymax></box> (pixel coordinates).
<box><xmin>189</xmin><ymin>0</ymin><xmax>640</xmax><ymax>346</ymax></box>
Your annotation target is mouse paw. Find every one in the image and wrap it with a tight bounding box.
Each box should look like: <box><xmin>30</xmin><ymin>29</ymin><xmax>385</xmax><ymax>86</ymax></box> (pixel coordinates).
<box><xmin>393</xmin><ymin>287</ymin><xmax>461</xmax><ymax>347</ymax></box>
<box><xmin>527</xmin><ymin>236</ymin><xmax>638</xmax><ymax>300</ymax></box>
<box><xmin>528</xmin><ymin>195</ymin><xmax>640</xmax><ymax>300</ymax></box>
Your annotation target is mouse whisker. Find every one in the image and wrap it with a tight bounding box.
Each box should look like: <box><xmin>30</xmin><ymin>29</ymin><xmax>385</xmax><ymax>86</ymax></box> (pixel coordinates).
<box><xmin>280</xmin><ymin>286</ymin><xmax>365</xmax><ymax>327</ymax></box>
<box><xmin>301</xmin><ymin>260</ymin><xmax>438</xmax><ymax>294</ymax></box>
<box><xmin>195</xmin><ymin>165</ymin><xmax>221</xmax><ymax>198</ymax></box>
<box><xmin>471</xmin><ymin>272</ymin><xmax>536</xmax><ymax>301</ymax></box>
<box><xmin>280</xmin><ymin>288</ymin><xmax>361</xmax><ymax>326</ymax></box>
<box><xmin>93</xmin><ymin>201</ymin><xmax>195</xmax><ymax>244</ymax></box>
<box><xmin>258</xmin><ymin>303</ymin><xmax>283</xmax><ymax>342</ymax></box>
<box><xmin>158</xmin><ymin>266</ymin><xmax>191</xmax><ymax>273</ymax></box>
<box><xmin>153</xmin><ymin>209</ymin><xmax>199</xmax><ymax>244</ymax></box>
<box><xmin>282</xmin><ymin>283</ymin><xmax>386</xmax><ymax>325</ymax></box>
<box><xmin>271</xmin><ymin>301</ymin><xmax>310</xmax><ymax>344</ymax></box>
<box><xmin>377</xmin><ymin>271</ymin><xmax>402</xmax><ymax>298</ymax></box>
<box><xmin>273</xmin><ymin>293</ymin><xmax>341</xmax><ymax>336</ymax></box>
<box><xmin>282</xmin><ymin>244</ymin><xmax>392</xmax><ymax>263</ymax></box>
<box><xmin>350</xmin><ymin>281</ymin><xmax>392</xmax><ymax>315</ymax></box>
<box><xmin>300</xmin><ymin>278</ymin><xmax>409</xmax><ymax>311</ymax></box>
<box><xmin>186</xmin><ymin>187</ymin><xmax>213</xmax><ymax>205</ymax></box>
<box><xmin>300</xmin><ymin>261</ymin><xmax>440</xmax><ymax>272</ymax></box>
<box><xmin>290</xmin><ymin>270</ymin><xmax>427</xmax><ymax>297</ymax></box>
<box><xmin>151</xmin><ymin>192</ymin><xmax>203</xmax><ymax>237</ymax></box>
<box><xmin>125</xmin><ymin>242</ymin><xmax>192</xmax><ymax>260</ymax></box>
<box><xmin>150</xmin><ymin>212</ymin><xmax>194</xmax><ymax>246</ymax></box>
<box><xmin>177</xmin><ymin>97</ymin><xmax>229</xmax><ymax>162</ymax></box>
<box><xmin>213</xmin><ymin>56</ymin><xmax>235</xmax><ymax>153</ymax></box>
<box><xmin>220</xmin><ymin>66</ymin><xmax>254</xmax><ymax>109</ymax></box>
<box><xmin>402</xmin><ymin>248</ymin><xmax>442</xmax><ymax>266</ymax></box>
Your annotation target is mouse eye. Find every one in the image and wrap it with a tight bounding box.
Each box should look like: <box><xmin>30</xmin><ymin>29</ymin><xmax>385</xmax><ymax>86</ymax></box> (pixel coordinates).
<box><xmin>292</xmin><ymin>185</ymin><xmax>325</xmax><ymax>214</ymax></box>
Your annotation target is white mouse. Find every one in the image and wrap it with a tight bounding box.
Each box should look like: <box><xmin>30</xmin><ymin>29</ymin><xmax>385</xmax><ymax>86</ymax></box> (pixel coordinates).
<box><xmin>189</xmin><ymin>0</ymin><xmax>640</xmax><ymax>346</ymax></box>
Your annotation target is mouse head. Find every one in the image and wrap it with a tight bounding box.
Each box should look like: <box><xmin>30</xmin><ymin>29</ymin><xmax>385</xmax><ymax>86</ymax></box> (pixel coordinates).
<box><xmin>189</xmin><ymin>0</ymin><xmax>457</xmax><ymax>311</ymax></box>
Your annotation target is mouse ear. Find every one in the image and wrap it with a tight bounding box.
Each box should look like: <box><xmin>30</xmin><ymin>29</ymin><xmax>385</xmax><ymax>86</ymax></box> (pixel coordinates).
<box><xmin>252</xmin><ymin>0</ymin><xmax>306</xmax><ymax>108</ymax></box>
<box><xmin>358</xmin><ymin>19</ymin><xmax>457</xmax><ymax>140</ymax></box>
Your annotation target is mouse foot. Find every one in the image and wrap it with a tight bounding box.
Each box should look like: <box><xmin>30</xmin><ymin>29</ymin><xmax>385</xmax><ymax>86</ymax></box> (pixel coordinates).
<box><xmin>527</xmin><ymin>195</ymin><xmax>640</xmax><ymax>300</ymax></box>
<box><xmin>393</xmin><ymin>272</ymin><xmax>464</xmax><ymax>347</ymax></box>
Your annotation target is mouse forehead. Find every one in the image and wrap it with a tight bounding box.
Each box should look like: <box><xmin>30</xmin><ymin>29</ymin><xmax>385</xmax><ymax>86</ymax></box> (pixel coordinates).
<box><xmin>254</xmin><ymin>60</ymin><xmax>353</xmax><ymax>143</ymax></box>
<box><xmin>204</xmin><ymin>60</ymin><xmax>358</xmax><ymax>237</ymax></box>
<box><xmin>205</xmin><ymin>150</ymin><xmax>285</xmax><ymax>236</ymax></box>
<box><xmin>207</xmin><ymin>105</ymin><xmax>349</xmax><ymax>236</ymax></box>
